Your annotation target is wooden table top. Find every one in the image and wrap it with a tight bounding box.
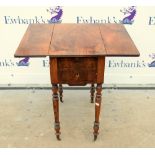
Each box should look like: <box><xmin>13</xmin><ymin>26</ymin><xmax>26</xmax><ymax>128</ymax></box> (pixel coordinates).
<box><xmin>15</xmin><ymin>24</ymin><xmax>140</xmax><ymax>57</ymax></box>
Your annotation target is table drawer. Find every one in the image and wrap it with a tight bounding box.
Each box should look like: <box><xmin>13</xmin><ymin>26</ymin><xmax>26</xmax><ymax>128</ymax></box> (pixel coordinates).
<box><xmin>58</xmin><ymin>68</ymin><xmax>97</xmax><ymax>85</ymax></box>
<box><xmin>58</xmin><ymin>57</ymin><xmax>97</xmax><ymax>69</ymax></box>
<box><xmin>57</xmin><ymin>57</ymin><xmax>97</xmax><ymax>85</ymax></box>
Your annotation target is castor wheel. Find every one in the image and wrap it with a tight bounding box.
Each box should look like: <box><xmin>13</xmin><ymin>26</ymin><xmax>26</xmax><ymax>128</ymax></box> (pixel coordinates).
<box><xmin>60</xmin><ymin>97</ymin><xmax>64</xmax><ymax>103</ymax></box>
<box><xmin>56</xmin><ymin>135</ymin><xmax>61</xmax><ymax>141</ymax></box>
<box><xmin>94</xmin><ymin>135</ymin><xmax>98</xmax><ymax>141</ymax></box>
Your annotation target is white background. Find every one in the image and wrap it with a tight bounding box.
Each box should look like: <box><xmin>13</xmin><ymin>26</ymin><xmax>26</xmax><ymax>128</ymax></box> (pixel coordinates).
<box><xmin>0</xmin><ymin>6</ymin><xmax>155</xmax><ymax>85</ymax></box>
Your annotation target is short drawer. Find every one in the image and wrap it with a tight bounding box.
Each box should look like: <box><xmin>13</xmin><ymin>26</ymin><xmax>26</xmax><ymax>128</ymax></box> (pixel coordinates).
<box><xmin>57</xmin><ymin>57</ymin><xmax>97</xmax><ymax>85</ymax></box>
<box><xmin>58</xmin><ymin>68</ymin><xmax>97</xmax><ymax>85</ymax></box>
<box><xmin>57</xmin><ymin>57</ymin><xmax>97</xmax><ymax>69</ymax></box>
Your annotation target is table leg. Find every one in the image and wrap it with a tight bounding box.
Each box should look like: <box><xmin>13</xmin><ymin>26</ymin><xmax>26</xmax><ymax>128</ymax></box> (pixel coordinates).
<box><xmin>52</xmin><ymin>84</ymin><xmax>61</xmax><ymax>140</ymax></box>
<box><xmin>59</xmin><ymin>84</ymin><xmax>63</xmax><ymax>103</ymax></box>
<box><xmin>93</xmin><ymin>83</ymin><xmax>102</xmax><ymax>141</ymax></box>
<box><xmin>90</xmin><ymin>84</ymin><xmax>95</xmax><ymax>103</ymax></box>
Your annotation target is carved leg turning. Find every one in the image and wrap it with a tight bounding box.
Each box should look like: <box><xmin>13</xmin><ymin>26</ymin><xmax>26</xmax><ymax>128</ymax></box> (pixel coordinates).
<box><xmin>52</xmin><ymin>84</ymin><xmax>61</xmax><ymax>140</ymax></box>
<box><xmin>90</xmin><ymin>84</ymin><xmax>95</xmax><ymax>103</ymax></box>
<box><xmin>93</xmin><ymin>83</ymin><xmax>102</xmax><ymax>141</ymax></box>
<box><xmin>59</xmin><ymin>84</ymin><xmax>63</xmax><ymax>103</ymax></box>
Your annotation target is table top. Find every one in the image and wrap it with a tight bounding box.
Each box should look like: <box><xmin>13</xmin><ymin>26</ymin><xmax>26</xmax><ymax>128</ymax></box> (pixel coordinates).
<box><xmin>15</xmin><ymin>24</ymin><xmax>140</xmax><ymax>57</ymax></box>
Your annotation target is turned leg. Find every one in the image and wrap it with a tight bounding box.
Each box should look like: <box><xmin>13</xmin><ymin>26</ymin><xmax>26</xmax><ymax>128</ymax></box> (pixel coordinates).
<box><xmin>52</xmin><ymin>84</ymin><xmax>61</xmax><ymax>140</ymax></box>
<box><xmin>93</xmin><ymin>83</ymin><xmax>102</xmax><ymax>141</ymax></box>
<box><xmin>90</xmin><ymin>84</ymin><xmax>95</xmax><ymax>103</ymax></box>
<box><xmin>59</xmin><ymin>84</ymin><xmax>63</xmax><ymax>103</ymax></box>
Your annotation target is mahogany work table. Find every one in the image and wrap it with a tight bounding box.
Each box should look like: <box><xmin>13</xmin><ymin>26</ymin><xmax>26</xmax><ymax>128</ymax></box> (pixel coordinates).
<box><xmin>15</xmin><ymin>24</ymin><xmax>139</xmax><ymax>141</ymax></box>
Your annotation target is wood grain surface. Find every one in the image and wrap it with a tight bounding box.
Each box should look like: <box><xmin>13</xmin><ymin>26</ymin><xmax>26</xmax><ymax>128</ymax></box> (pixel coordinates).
<box><xmin>15</xmin><ymin>24</ymin><xmax>140</xmax><ymax>57</ymax></box>
<box><xmin>15</xmin><ymin>24</ymin><xmax>54</xmax><ymax>57</ymax></box>
<box><xmin>49</xmin><ymin>24</ymin><xmax>106</xmax><ymax>56</ymax></box>
<box><xmin>99</xmin><ymin>24</ymin><xmax>139</xmax><ymax>56</ymax></box>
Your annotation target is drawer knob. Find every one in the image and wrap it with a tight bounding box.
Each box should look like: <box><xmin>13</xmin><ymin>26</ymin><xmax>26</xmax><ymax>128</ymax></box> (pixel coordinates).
<box><xmin>75</xmin><ymin>73</ymin><xmax>80</xmax><ymax>79</ymax></box>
